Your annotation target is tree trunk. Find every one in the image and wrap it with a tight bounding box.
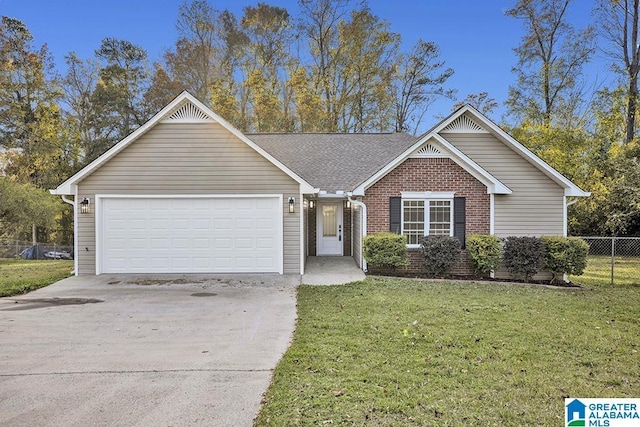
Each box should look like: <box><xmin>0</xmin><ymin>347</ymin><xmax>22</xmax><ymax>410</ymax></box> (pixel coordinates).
<box><xmin>626</xmin><ymin>0</ymin><xmax>640</xmax><ymax>143</ymax></box>
<box><xmin>32</xmin><ymin>224</ymin><xmax>37</xmax><ymax>245</ymax></box>
<box><xmin>627</xmin><ymin>74</ymin><xmax>638</xmax><ymax>143</ymax></box>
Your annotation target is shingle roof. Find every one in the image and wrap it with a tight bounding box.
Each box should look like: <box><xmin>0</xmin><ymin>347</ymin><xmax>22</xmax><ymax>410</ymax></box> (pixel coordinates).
<box><xmin>247</xmin><ymin>133</ymin><xmax>418</xmax><ymax>193</ymax></box>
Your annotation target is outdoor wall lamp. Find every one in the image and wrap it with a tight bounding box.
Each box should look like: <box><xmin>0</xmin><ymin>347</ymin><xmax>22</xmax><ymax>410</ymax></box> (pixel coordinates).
<box><xmin>288</xmin><ymin>197</ymin><xmax>295</xmax><ymax>213</ymax></box>
<box><xmin>309</xmin><ymin>200</ymin><xmax>315</xmax><ymax>209</ymax></box>
<box><xmin>80</xmin><ymin>197</ymin><xmax>90</xmax><ymax>214</ymax></box>
<box><xmin>344</xmin><ymin>200</ymin><xmax>351</xmax><ymax>209</ymax></box>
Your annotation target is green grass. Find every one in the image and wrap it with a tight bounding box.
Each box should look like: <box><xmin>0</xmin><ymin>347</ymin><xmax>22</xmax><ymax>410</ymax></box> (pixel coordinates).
<box><xmin>255</xmin><ymin>278</ymin><xmax>640</xmax><ymax>426</ymax></box>
<box><xmin>0</xmin><ymin>258</ymin><xmax>74</xmax><ymax>297</ymax></box>
<box><xmin>571</xmin><ymin>255</ymin><xmax>640</xmax><ymax>287</ymax></box>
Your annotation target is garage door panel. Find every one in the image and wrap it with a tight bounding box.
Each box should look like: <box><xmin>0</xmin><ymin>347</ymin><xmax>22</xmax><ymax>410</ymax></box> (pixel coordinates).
<box><xmin>236</xmin><ymin>238</ymin><xmax>252</xmax><ymax>249</ymax></box>
<box><xmin>256</xmin><ymin>238</ymin><xmax>274</xmax><ymax>249</ymax></box>
<box><xmin>100</xmin><ymin>197</ymin><xmax>281</xmax><ymax>273</ymax></box>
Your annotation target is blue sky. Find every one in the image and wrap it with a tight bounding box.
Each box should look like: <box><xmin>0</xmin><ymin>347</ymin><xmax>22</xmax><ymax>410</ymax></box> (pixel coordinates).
<box><xmin>1</xmin><ymin>0</ymin><xmax>611</xmax><ymax>129</ymax></box>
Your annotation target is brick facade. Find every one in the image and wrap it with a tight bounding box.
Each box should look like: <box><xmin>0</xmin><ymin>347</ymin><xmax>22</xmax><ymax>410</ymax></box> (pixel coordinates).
<box><xmin>308</xmin><ymin>203</ymin><xmax>317</xmax><ymax>256</ymax></box>
<box><xmin>364</xmin><ymin>157</ymin><xmax>490</xmax><ymax>275</ymax></box>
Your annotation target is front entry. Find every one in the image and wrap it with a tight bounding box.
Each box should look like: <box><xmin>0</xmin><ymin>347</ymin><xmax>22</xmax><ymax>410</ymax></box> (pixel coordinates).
<box><xmin>317</xmin><ymin>202</ymin><xmax>343</xmax><ymax>255</ymax></box>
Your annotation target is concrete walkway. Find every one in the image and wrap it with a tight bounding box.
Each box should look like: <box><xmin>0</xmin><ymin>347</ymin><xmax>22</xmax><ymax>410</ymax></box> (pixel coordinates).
<box><xmin>302</xmin><ymin>256</ymin><xmax>366</xmax><ymax>285</ymax></box>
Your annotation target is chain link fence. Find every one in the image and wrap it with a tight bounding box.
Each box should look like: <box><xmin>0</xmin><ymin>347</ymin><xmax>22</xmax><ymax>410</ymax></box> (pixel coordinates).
<box><xmin>0</xmin><ymin>240</ymin><xmax>73</xmax><ymax>260</ymax></box>
<box><xmin>576</xmin><ymin>237</ymin><xmax>640</xmax><ymax>286</ymax></box>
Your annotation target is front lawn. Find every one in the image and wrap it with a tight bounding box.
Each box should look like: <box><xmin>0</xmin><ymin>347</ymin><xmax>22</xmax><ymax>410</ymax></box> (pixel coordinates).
<box><xmin>0</xmin><ymin>258</ymin><xmax>73</xmax><ymax>297</ymax></box>
<box><xmin>255</xmin><ymin>278</ymin><xmax>640</xmax><ymax>426</ymax></box>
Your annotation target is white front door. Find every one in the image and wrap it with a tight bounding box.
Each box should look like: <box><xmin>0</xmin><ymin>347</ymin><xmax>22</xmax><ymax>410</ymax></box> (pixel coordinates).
<box><xmin>317</xmin><ymin>202</ymin><xmax>343</xmax><ymax>255</ymax></box>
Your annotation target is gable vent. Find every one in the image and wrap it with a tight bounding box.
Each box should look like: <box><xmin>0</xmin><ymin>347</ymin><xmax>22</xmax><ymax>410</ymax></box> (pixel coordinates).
<box><xmin>411</xmin><ymin>143</ymin><xmax>447</xmax><ymax>158</ymax></box>
<box><xmin>441</xmin><ymin>114</ymin><xmax>488</xmax><ymax>133</ymax></box>
<box><xmin>163</xmin><ymin>102</ymin><xmax>212</xmax><ymax>122</ymax></box>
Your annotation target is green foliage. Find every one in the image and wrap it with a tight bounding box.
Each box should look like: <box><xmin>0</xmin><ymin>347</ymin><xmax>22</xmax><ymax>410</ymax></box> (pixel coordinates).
<box><xmin>570</xmin><ymin>138</ymin><xmax>640</xmax><ymax>236</ymax></box>
<box><xmin>503</xmin><ymin>236</ymin><xmax>546</xmax><ymax>281</ymax></box>
<box><xmin>0</xmin><ymin>178</ymin><xmax>63</xmax><ymax>240</ymax></box>
<box><xmin>542</xmin><ymin>236</ymin><xmax>589</xmax><ymax>283</ymax></box>
<box><xmin>362</xmin><ymin>232</ymin><xmax>408</xmax><ymax>269</ymax></box>
<box><xmin>89</xmin><ymin>37</ymin><xmax>151</xmax><ymax>162</ymax></box>
<box><xmin>419</xmin><ymin>235</ymin><xmax>461</xmax><ymax>277</ymax></box>
<box><xmin>466</xmin><ymin>234</ymin><xmax>502</xmax><ymax>277</ymax></box>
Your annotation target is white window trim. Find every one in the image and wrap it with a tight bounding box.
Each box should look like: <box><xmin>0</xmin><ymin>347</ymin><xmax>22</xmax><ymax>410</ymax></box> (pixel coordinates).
<box><xmin>401</xmin><ymin>194</ymin><xmax>454</xmax><ymax>248</ymax></box>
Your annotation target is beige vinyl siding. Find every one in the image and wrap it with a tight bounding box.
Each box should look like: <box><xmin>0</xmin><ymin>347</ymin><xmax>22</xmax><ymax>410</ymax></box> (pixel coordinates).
<box><xmin>77</xmin><ymin>121</ymin><xmax>300</xmax><ymax>275</ymax></box>
<box><xmin>441</xmin><ymin>129</ymin><xmax>565</xmax><ymax>238</ymax></box>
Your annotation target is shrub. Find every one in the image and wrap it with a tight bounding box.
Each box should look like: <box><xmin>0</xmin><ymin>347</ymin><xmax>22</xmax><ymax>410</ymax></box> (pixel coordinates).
<box><xmin>467</xmin><ymin>234</ymin><xmax>502</xmax><ymax>277</ymax></box>
<box><xmin>363</xmin><ymin>232</ymin><xmax>409</xmax><ymax>269</ymax></box>
<box><xmin>541</xmin><ymin>236</ymin><xmax>589</xmax><ymax>283</ymax></box>
<box><xmin>503</xmin><ymin>236</ymin><xmax>546</xmax><ymax>281</ymax></box>
<box><xmin>420</xmin><ymin>235</ymin><xmax>461</xmax><ymax>277</ymax></box>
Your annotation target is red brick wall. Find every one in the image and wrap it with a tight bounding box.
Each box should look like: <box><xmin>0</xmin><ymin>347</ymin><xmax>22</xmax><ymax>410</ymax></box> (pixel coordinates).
<box><xmin>344</xmin><ymin>205</ymin><xmax>352</xmax><ymax>256</ymax></box>
<box><xmin>364</xmin><ymin>157</ymin><xmax>490</xmax><ymax>275</ymax></box>
<box><xmin>308</xmin><ymin>203</ymin><xmax>317</xmax><ymax>256</ymax></box>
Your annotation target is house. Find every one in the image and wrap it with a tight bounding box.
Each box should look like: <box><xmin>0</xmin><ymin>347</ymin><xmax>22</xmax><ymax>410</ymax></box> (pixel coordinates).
<box><xmin>50</xmin><ymin>92</ymin><xmax>589</xmax><ymax>276</ymax></box>
<box><xmin>566</xmin><ymin>399</ymin><xmax>586</xmax><ymax>423</ymax></box>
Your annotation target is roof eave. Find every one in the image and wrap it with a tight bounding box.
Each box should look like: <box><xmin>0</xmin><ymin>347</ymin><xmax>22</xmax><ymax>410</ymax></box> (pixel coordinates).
<box><xmin>565</xmin><ymin>188</ymin><xmax>591</xmax><ymax>197</ymax></box>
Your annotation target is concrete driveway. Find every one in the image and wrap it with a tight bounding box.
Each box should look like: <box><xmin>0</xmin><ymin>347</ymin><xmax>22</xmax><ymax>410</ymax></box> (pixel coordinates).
<box><xmin>0</xmin><ymin>274</ymin><xmax>299</xmax><ymax>427</ymax></box>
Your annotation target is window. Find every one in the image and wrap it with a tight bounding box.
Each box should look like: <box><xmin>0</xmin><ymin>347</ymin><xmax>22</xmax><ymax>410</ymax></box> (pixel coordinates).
<box><xmin>401</xmin><ymin>193</ymin><xmax>454</xmax><ymax>246</ymax></box>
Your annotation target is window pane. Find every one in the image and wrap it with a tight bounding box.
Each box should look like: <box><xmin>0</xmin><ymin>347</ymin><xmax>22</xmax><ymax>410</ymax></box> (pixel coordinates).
<box><xmin>403</xmin><ymin>200</ymin><xmax>424</xmax><ymax>245</ymax></box>
<box><xmin>429</xmin><ymin>200</ymin><xmax>451</xmax><ymax>235</ymax></box>
<box><xmin>322</xmin><ymin>205</ymin><xmax>337</xmax><ymax>237</ymax></box>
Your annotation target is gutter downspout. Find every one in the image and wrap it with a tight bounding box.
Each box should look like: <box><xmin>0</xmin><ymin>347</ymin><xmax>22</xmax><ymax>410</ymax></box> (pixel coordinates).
<box><xmin>564</xmin><ymin>197</ymin><xmax>580</xmax><ymax>237</ymax></box>
<box><xmin>566</xmin><ymin>197</ymin><xmax>579</xmax><ymax>208</ymax></box>
<box><xmin>60</xmin><ymin>195</ymin><xmax>77</xmax><ymax>275</ymax></box>
<box><xmin>348</xmin><ymin>196</ymin><xmax>367</xmax><ymax>272</ymax></box>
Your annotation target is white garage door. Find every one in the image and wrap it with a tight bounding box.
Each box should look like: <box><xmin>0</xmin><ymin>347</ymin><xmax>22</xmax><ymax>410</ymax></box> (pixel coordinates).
<box><xmin>99</xmin><ymin>197</ymin><xmax>282</xmax><ymax>274</ymax></box>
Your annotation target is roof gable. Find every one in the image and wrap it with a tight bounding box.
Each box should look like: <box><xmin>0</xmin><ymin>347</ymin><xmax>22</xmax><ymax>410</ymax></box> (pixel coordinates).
<box><xmin>352</xmin><ymin>133</ymin><xmax>512</xmax><ymax>195</ymax></box>
<box><xmin>51</xmin><ymin>92</ymin><xmax>315</xmax><ymax>195</ymax></box>
<box><xmin>434</xmin><ymin>105</ymin><xmax>589</xmax><ymax>197</ymax></box>
<box><xmin>354</xmin><ymin>105</ymin><xmax>589</xmax><ymax>197</ymax></box>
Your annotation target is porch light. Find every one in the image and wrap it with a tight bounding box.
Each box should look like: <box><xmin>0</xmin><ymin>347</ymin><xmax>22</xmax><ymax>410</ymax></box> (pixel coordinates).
<box><xmin>344</xmin><ymin>200</ymin><xmax>351</xmax><ymax>209</ymax></box>
<box><xmin>288</xmin><ymin>197</ymin><xmax>295</xmax><ymax>213</ymax></box>
<box><xmin>80</xmin><ymin>197</ymin><xmax>90</xmax><ymax>214</ymax></box>
<box><xmin>309</xmin><ymin>200</ymin><xmax>315</xmax><ymax>209</ymax></box>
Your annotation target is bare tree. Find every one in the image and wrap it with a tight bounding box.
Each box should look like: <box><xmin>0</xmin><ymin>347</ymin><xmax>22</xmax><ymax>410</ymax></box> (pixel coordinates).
<box><xmin>298</xmin><ymin>0</ymin><xmax>352</xmax><ymax>130</ymax></box>
<box><xmin>598</xmin><ymin>0</ymin><xmax>640</xmax><ymax>143</ymax></box>
<box><xmin>394</xmin><ymin>40</ymin><xmax>454</xmax><ymax>133</ymax></box>
<box><xmin>506</xmin><ymin>0</ymin><xmax>595</xmax><ymax>126</ymax></box>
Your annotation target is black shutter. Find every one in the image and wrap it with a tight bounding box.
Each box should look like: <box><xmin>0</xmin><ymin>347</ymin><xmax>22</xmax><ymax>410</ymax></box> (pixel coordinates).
<box><xmin>389</xmin><ymin>197</ymin><xmax>401</xmax><ymax>234</ymax></box>
<box><xmin>453</xmin><ymin>197</ymin><xmax>466</xmax><ymax>248</ymax></box>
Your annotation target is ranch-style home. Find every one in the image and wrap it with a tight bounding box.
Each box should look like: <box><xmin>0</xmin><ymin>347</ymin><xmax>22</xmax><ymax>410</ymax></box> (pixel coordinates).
<box><xmin>50</xmin><ymin>91</ymin><xmax>589</xmax><ymax>277</ymax></box>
